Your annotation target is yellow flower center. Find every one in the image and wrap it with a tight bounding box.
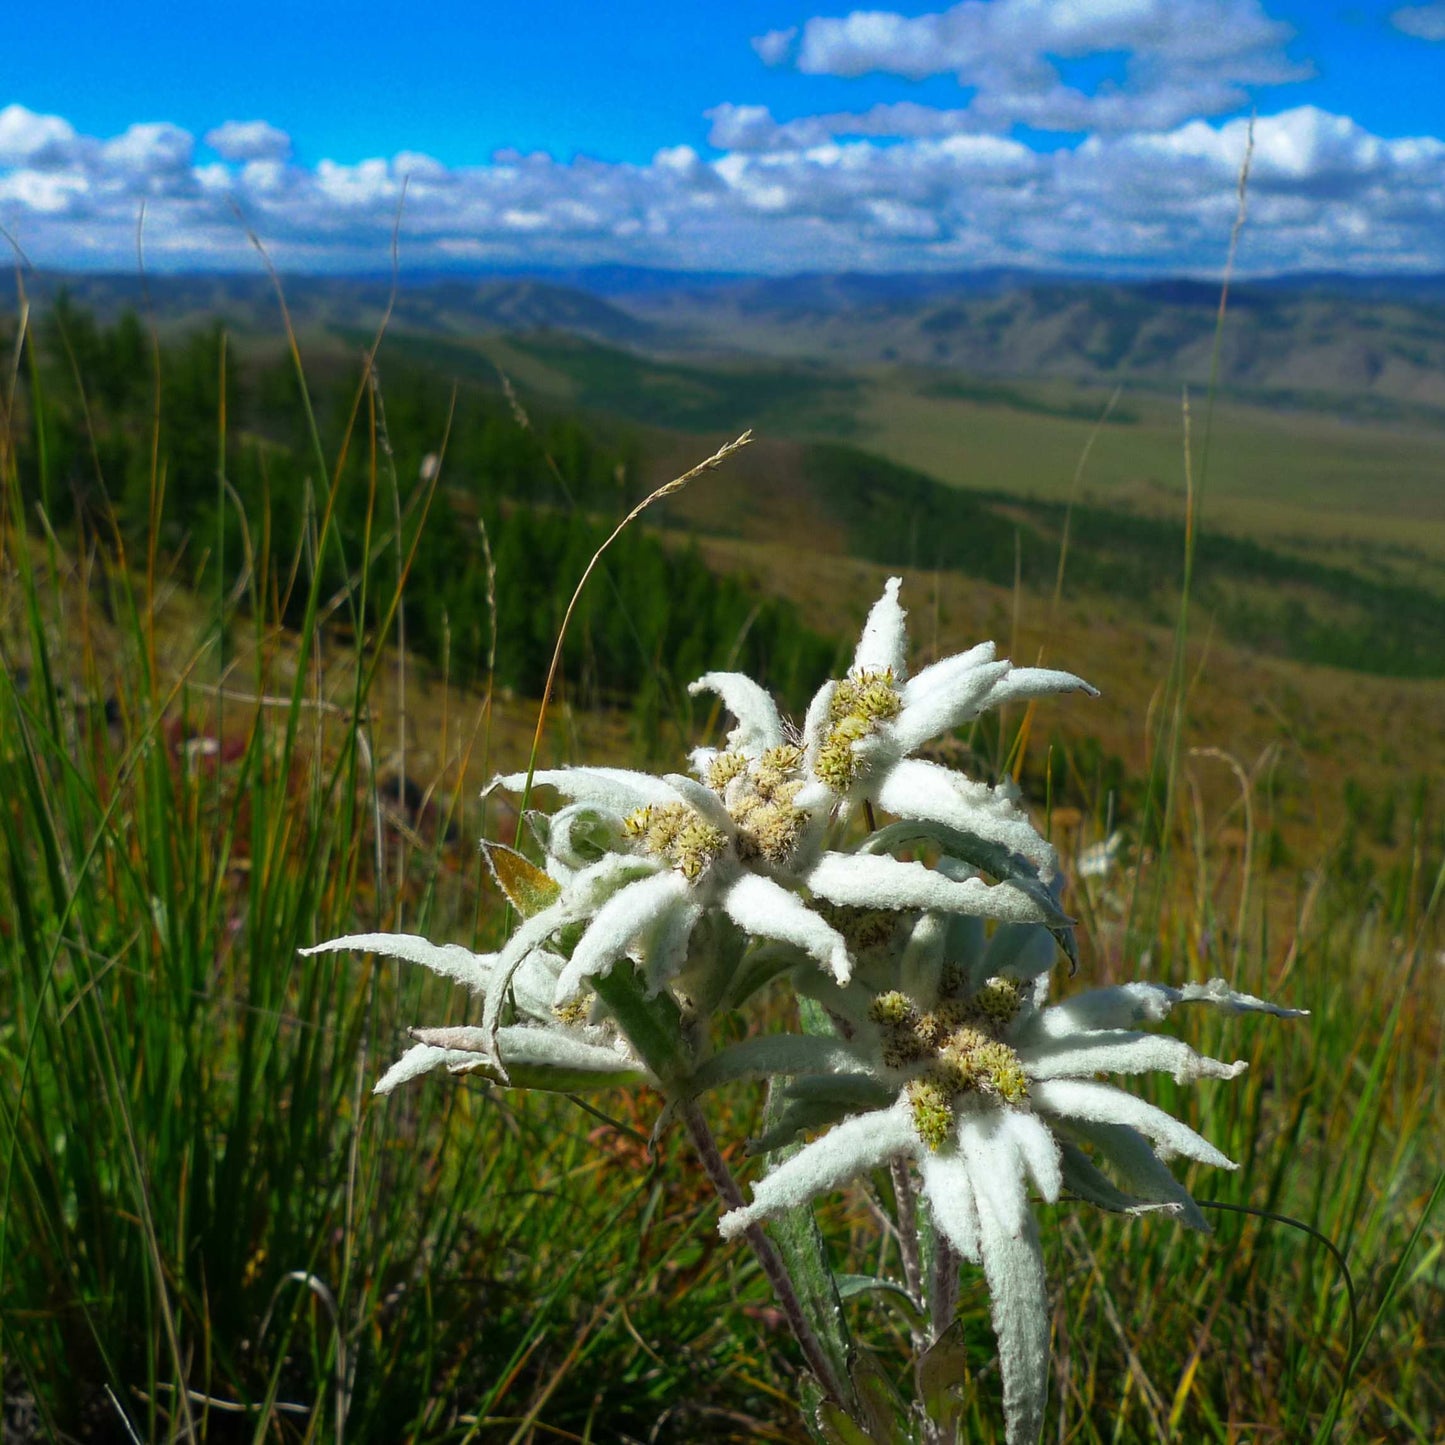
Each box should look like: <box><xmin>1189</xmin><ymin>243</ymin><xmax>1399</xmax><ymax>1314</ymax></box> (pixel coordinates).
<box><xmin>871</xmin><ymin>976</ymin><xmax>1030</xmax><ymax>1150</ymax></box>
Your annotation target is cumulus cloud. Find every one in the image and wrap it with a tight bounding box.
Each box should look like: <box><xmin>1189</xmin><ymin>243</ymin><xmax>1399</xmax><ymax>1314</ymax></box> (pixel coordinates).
<box><xmin>1</xmin><ymin>99</ymin><xmax>1444</xmax><ymax>274</ymax></box>
<box><xmin>784</xmin><ymin>0</ymin><xmax>1307</xmax><ymax>135</ymax></box>
<box><xmin>1391</xmin><ymin>4</ymin><xmax>1445</xmax><ymax>40</ymax></box>
<box><xmin>0</xmin><ymin>103</ymin><xmax>79</xmax><ymax>169</ymax></box>
<box><xmin>205</xmin><ymin>119</ymin><xmax>292</xmax><ymax>162</ymax></box>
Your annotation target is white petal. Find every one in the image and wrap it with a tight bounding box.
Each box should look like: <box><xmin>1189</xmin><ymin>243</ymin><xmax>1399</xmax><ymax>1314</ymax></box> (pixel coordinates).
<box><xmin>374</xmin><ymin>1042</ymin><xmax>482</xmax><ymax>1095</ymax></box>
<box><xmin>801</xmin><ymin>679</ymin><xmax>839</xmax><ymax>759</ymax></box>
<box><xmin>972</xmin><ymin>1161</ymin><xmax>1051</xmax><ymax>1445</ymax></box>
<box><xmin>918</xmin><ymin>1151</ymin><xmax>981</xmax><ymax>1263</ymax></box>
<box><xmin>689</xmin><ymin>672</ymin><xmax>785</xmax><ymax>755</ymax></box>
<box><xmin>1031</xmin><ymin>1078</ymin><xmax>1236</xmax><ymax>1169</ymax></box>
<box><xmin>302</xmin><ymin>932</ymin><xmax>494</xmax><ymax>993</ymax></box>
<box><xmin>1176</xmin><ymin>978</ymin><xmax>1308</xmax><ymax>1018</ymax></box>
<box><xmin>1057</xmin><ymin>1139</ymin><xmax>1190</xmax><ymax>1222</ymax></box>
<box><xmin>661</xmin><ymin>772</ymin><xmax>736</xmax><ymax>835</ymax></box>
<box><xmin>852</xmin><ymin>576</ymin><xmax>909</xmax><ymax>679</ymax></box>
<box><xmin>873</xmin><ymin>759</ymin><xmax>1057</xmax><ymax>877</ymax></box>
<box><xmin>721</xmin><ymin>872</ymin><xmax>853</xmax><ymax>983</ymax></box>
<box><xmin>488</xmin><ymin>766</ymin><xmax>681</xmax><ymax>813</ymax></box>
<box><xmin>1023</xmin><ymin>979</ymin><xmax>1304</xmax><ymax>1044</ymax></box>
<box><xmin>718</xmin><ymin>1101</ymin><xmax>916</xmax><ymax>1239</ymax></box>
<box><xmin>1003</xmin><ymin>1110</ymin><xmax>1063</xmax><ymax>1205</ymax></box>
<box><xmin>555</xmin><ymin>871</ymin><xmax>691</xmax><ymax>1002</ymax></box>
<box><xmin>639</xmin><ymin>892</ymin><xmax>703</xmax><ymax>994</ymax></box>
<box><xmin>892</xmin><ymin>657</ymin><xmax>1009</xmax><ymax>753</ymax></box>
<box><xmin>1021</xmin><ymin>1030</ymin><xmax>1247</xmax><ymax>1085</ymax></box>
<box><xmin>900</xmin><ymin>639</ymin><xmax>996</xmax><ymax>709</ymax></box>
<box><xmin>956</xmin><ymin>1108</ymin><xmax>1029</xmax><ymax>1237</ymax></box>
<box><xmin>980</xmin><ymin>665</ymin><xmax>1098</xmax><ymax>712</ymax></box>
<box><xmin>807</xmin><ymin>853</ymin><xmax>1050</xmax><ymax>924</ymax></box>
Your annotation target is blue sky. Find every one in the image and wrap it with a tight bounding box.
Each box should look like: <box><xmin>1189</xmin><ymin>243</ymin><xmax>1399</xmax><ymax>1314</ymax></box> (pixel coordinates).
<box><xmin>2</xmin><ymin>1</ymin><xmax>1444</xmax><ymax>273</ymax></box>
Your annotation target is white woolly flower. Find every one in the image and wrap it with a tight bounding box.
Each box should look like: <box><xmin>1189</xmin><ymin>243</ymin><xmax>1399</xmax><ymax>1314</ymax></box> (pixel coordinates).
<box><xmin>802</xmin><ymin>578</ymin><xmax>1098</xmax><ymax>881</ymax></box>
<box><xmin>300</xmin><ymin>924</ymin><xmax>654</xmax><ymax>1096</ymax></box>
<box><xmin>489</xmin><ymin>765</ymin><xmax>855</xmax><ymax>994</ymax></box>
<box><xmin>719</xmin><ymin>940</ymin><xmax>1305</xmax><ymax>1445</ymax></box>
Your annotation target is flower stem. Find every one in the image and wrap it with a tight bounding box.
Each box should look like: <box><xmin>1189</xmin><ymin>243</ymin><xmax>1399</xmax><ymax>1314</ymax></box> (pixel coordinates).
<box><xmin>931</xmin><ymin>1235</ymin><xmax>959</xmax><ymax>1345</ymax></box>
<box><xmin>890</xmin><ymin>1158</ymin><xmax>925</xmax><ymax>1318</ymax></box>
<box><xmin>680</xmin><ymin>1099</ymin><xmax>852</xmax><ymax>1410</ymax></box>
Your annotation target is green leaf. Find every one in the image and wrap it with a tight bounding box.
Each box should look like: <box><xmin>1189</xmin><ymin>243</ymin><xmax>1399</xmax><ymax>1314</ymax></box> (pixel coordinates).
<box><xmin>815</xmin><ymin>1400</ymin><xmax>884</xmax><ymax>1445</ymax></box>
<box><xmin>835</xmin><ymin>1274</ymin><xmax>926</xmax><ymax>1326</ymax></box>
<box><xmin>482</xmin><ymin>841</ymin><xmax>562</xmax><ymax>917</ymax></box>
<box><xmin>589</xmin><ymin>962</ymin><xmax>688</xmax><ymax>1085</ymax></box>
<box><xmin>916</xmin><ymin>1319</ymin><xmax>970</xmax><ymax>1433</ymax></box>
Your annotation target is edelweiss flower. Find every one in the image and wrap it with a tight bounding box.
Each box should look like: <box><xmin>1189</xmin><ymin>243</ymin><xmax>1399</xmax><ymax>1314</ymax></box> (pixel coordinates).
<box><xmin>718</xmin><ymin>919</ymin><xmax>1305</xmax><ymax>1445</ymax></box>
<box><xmin>801</xmin><ymin>578</ymin><xmax>1097</xmax><ymax>880</ymax></box>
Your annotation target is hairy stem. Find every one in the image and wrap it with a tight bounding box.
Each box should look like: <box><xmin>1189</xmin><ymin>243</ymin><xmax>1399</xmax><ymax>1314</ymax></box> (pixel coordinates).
<box><xmin>890</xmin><ymin>1158</ymin><xmax>926</xmax><ymax>1320</ymax></box>
<box><xmin>680</xmin><ymin>1099</ymin><xmax>852</xmax><ymax>1410</ymax></box>
<box><xmin>931</xmin><ymin>1235</ymin><xmax>959</xmax><ymax>1345</ymax></box>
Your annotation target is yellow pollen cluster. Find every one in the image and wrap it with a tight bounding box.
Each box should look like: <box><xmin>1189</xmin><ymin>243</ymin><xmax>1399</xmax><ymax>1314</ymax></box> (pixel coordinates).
<box><xmin>624</xmin><ymin>803</ymin><xmax>727</xmax><ymax>880</ymax></box>
<box><xmin>819</xmin><ymin>903</ymin><xmax>899</xmax><ymax>956</ymax></box>
<box><xmin>705</xmin><ymin>751</ymin><xmax>749</xmax><ymax>791</ymax></box>
<box><xmin>815</xmin><ymin>669</ymin><xmax>901</xmax><ymax>793</ymax></box>
<box><xmin>552</xmin><ymin>997</ymin><xmax>591</xmax><ymax>1028</ymax></box>
<box><xmin>715</xmin><ymin>744</ymin><xmax>809</xmax><ymax>866</ymax></box>
<box><xmin>874</xmin><ymin>983</ymin><xmax>1032</xmax><ymax>1151</ymax></box>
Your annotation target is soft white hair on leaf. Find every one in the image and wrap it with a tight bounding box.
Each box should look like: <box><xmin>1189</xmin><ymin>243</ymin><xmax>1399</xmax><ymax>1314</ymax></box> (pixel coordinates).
<box><xmin>1032</xmin><ymin>1078</ymin><xmax>1236</xmax><ymax>1169</ymax></box>
<box><xmin>891</xmin><ymin>656</ymin><xmax>1009</xmax><ymax>754</ymax></box>
<box><xmin>1057</xmin><ymin>1138</ymin><xmax>1188</xmax><ymax>1220</ymax></box>
<box><xmin>509</xmin><ymin>951</ymin><xmax>567</xmax><ymax>1020</ymax></box>
<box><xmin>979</xmin><ymin>666</ymin><xmax>1099</xmax><ymax>712</ymax></box>
<box><xmin>852</xmin><ymin>576</ymin><xmax>908</xmax><ymax>679</ymax></box>
<box><xmin>1024</xmin><ymin>979</ymin><xmax>1305</xmax><ymax>1042</ymax></box>
<box><xmin>806</xmin><ymin>852</ymin><xmax>1049</xmax><ymax>924</ymax></box>
<box><xmin>489</xmin><ymin>765</ymin><xmax>682</xmax><ymax>814</ymax></box>
<box><xmin>1062</xmin><ymin>1119</ymin><xmax>1211</xmax><ymax>1231</ymax></box>
<box><xmin>374</xmin><ymin>1042</ymin><xmax>482</xmax><ymax>1095</ymax></box>
<box><xmin>721</xmin><ymin>872</ymin><xmax>853</xmax><ymax>983</ymax></box>
<box><xmin>555</xmin><ymin>870</ymin><xmax>691</xmax><ymax>1002</ymax></box>
<box><xmin>918</xmin><ymin>1150</ymin><xmax>981</xmax><ymax>1262</ymax></box>
<box><xmin>971</xmin><ymin>1150</ymin><xmax>1051</xmax><ymax>1445</ymax></box>
<box><xmin>691</xmin><ymin>1033</ymin><xmax>869</xmax><ymax>1094</ymax></box>
<box><xmin>718</xmin><ymin>1101</ymin><xmax>916</xmax><ymax>1239</ymax></box>
<box><xmin>873</xmin><ymin>760</ymin><xmax>1057</xmax><ymax>877</ymax></box>
<box><xmin>301</xmin><ymin>932</ymin><xmax>494</xmax><ymax>993</ymax></box>
<box><xmin>688</xmin><ymin>672</ymin><xmax>785</xmax><ymax>755</ymax></box>
<box><xmin>1020</xmin><ymin>1029</ymin><xmax>1247</xmax><ymax>1085</ymax></box>
<box><xmin>1002</xmin><ymin>1108</ymin><xmax>1063</xmax><ymax>1204</ymax></box>
<box><xmin>640</xmin><ymin>892</ymin><xmax>703</xmax><ymax>994</ymax></box>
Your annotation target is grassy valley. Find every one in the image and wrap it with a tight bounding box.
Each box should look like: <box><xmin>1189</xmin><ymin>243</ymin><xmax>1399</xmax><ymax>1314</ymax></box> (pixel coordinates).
<box><xmin>2</xmin><ymin>274</ymin><xmax>1442</xmax><ymax>1442</ymax></box>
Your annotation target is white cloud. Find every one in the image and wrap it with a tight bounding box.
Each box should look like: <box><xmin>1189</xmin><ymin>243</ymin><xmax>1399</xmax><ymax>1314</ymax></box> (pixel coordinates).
<box><xmin>751</xmin><ymin>26</ymin><xmax>799</xmax><ymax>66</ymax></box>
<box><xmin>1</xmin><ymin>102</ymin><xmax>1444</xmax><ymax>274</ymax></box>
<box><xmin>0</xmin><ymin>104</ymin><xmax>80</xmax><ymax>169</ymax></box>
<box><xmin>787</xmin><ymin>0</ymin><xmax>1307</xmax><ymax>135</ymax></box>
<box><xmin>205</xmin><ymin>119</ymin><xmax>292</xmax><ymax>162</ymax></box>
<box><xmin>1391</xmin><ymin>4</ymin><xmax>1445</xmax><ymax>40</ymax></box>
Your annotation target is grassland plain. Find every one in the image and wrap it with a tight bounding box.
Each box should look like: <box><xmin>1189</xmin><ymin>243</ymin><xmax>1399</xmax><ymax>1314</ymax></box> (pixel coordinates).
<box><xmin>1</xmin><ymin>285</ymin><xmax>1442</xmax><ymax>1443</ymax></box>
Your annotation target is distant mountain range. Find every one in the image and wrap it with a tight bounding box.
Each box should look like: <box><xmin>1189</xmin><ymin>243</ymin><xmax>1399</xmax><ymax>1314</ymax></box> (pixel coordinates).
<box><xmin>22</xmin><ymin>266</ymin><xmax>1445</xmax><ymax>412</ymax></box>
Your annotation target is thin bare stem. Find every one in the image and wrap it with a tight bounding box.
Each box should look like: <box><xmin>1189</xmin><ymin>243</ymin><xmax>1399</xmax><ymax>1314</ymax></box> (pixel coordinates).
<box><xmin>517</xmin><ymin>431</ymin><xmax>752</xmax><ymax>821</ymax></box>
<box><xmin>679</xmin><ymin>1099</ymin><xmax>850</xmax><ymax>1409</ymax></box>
